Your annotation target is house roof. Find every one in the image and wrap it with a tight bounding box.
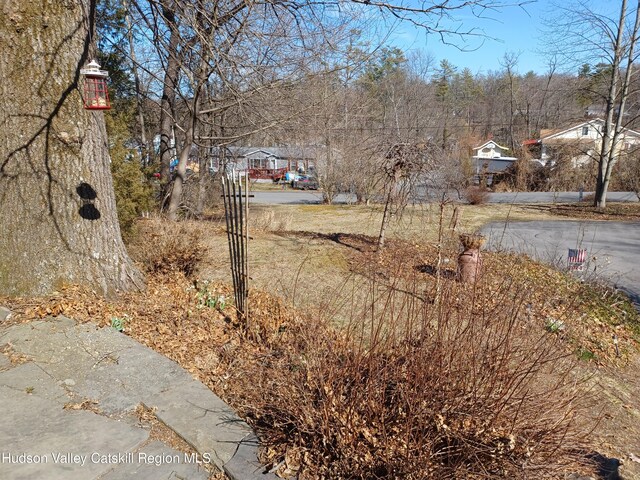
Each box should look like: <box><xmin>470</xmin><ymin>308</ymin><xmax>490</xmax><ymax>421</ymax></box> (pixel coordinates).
<box><xmin>541</xmin><ymin>119</ymin><xmax>602</xmax><ymax>141</ymax></box>
<box><xmin>472</xmin><ymin>155</ymin><xmax>518</xmax><ymax>161</ymax></box>
<box><xmin>473</xmin><ymin>140</ymin><xmax>510</xmax><ymax>151</ymax></box>
<box><xmin>540</xmin><ymin>128</ymin><xmax>563</xmax><ymax>139</ymax></box>
<box><xmin>540</xmin><ymin>118</ymin><xmax>640</xmax><ymax>141</ymax></box>
<box><xmin>214</xmin><ymin>146</ymin><xmax>319</xmax><ymax>159</ymax></box>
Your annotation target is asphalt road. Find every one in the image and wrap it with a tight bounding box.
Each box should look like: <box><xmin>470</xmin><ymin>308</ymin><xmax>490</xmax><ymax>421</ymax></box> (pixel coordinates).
<box><xmin>489</xmin><ymin>191</ymin><xmax>638</xmax><ymax>204</ymax></box>
<box><xmin>481</xmin><ymin>220</ymin><xmax>640</xmax><ymax>307</ymax></box>
<box><xmin>250</xmin><ymin>190</ymin><xmax>639</xmax><ymax>205</ymax></box>
<box><xmin>250</xmin><ymin>190</ymin><xmax>348</xmax><ymax>204</ymax></box>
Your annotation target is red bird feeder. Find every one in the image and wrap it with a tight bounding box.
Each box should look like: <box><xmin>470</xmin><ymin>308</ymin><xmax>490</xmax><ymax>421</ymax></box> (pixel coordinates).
<box><xmin>80</xmin><ymin>60</ymin><xmax>111</xmax><ymax>110</ymax></box>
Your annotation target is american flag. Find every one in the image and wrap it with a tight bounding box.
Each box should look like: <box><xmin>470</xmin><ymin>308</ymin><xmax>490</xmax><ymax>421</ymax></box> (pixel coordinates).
<box><xmin>567</xmin><ymin>248</ymin><xmax>587</xmax><ymax>271</ymax></box>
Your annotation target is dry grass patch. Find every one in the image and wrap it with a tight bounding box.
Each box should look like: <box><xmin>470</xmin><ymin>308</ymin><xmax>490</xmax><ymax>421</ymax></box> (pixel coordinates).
<box><xmin>546</xmin><ymin>202</ymin><xmax>640</xmax><ymax>221</ymax></box>
<box><xmin>249</xmin><ymin>207</ymin><xmax>293</xmax><ymax>232</ymax></box>
<box><xmin>276</xmin><ymin>203</ymin><xmax>559</xmax><ymax>242</ymax></box>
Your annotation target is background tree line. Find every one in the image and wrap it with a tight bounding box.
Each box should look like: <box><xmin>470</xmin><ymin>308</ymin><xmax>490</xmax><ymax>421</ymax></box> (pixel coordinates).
<box><xmin>98</xmin><ymin>0</ymin><xmax>640</xmax><ymax>222</ymax></box>
<box><xmin>2</xmin><ymin>0</ymin><xmax>637</xmax><ymax>295</ymax></box>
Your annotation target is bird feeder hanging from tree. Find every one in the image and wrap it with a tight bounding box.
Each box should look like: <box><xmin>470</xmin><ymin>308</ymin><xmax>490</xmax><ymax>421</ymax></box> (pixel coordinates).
<box><xmin>80</xmin><ymin>60</ymin><xmax>111</xmax><ymax>110</ymax></box>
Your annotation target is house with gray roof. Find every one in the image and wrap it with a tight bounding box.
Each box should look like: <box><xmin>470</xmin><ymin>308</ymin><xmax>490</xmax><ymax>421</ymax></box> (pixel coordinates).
<box><xmin>209</xmin><ymin>146</ymin><xmax>318</xmax><ymax>180</ymax></box>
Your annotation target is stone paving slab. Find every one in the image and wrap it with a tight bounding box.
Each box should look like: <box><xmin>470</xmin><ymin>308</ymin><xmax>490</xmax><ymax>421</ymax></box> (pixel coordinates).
<box><xmin>144</xmin><ymin>379</ymin><xmax>252</xmax><ymax>470</ymax></box>
<box><xmin>0</xmin><ymin>362</ymin><xmax>69</xmax><ymax>405</ymax></box>
<box><xmin>0</xmin><ymin>385</ymin><xmax>148</xmax><ymax>480</ymax></box>
<box><xmin>100</xmin><ymin>441</ymin><xmax>210</xmax><ymax>480</ymax></box>
<box><xmin>0</xmin><ymin>314</ymin><xmax>279</xmax><ymax>479</ymax></box>
<box><xmin>1</xmin><ymin>318</ymin><xmax>193</xmax><ymax>415</ymax></box>
<box><xmin>224</xmin><ymin>434</ymin><xmax>272</xmax><ymax>480</ymax></box>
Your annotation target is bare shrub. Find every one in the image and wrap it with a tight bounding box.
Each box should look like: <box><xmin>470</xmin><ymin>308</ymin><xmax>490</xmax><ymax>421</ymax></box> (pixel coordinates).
<box><xmin>491</xmin><ymin>181</ymin><xmax>512</xmax><ymax>193</ymax></box>
<box><xmin>234</xmin><ymin>270</ymin><xmax>595</xmax><ymax>479</ymax></box>
<box><xmin>542</xmin><ymin>144</ymin><xmax>596</xmax><ymax>192</ymax></box>
<box><xmin>580</xmin><ymin>193</ymin><xmax>595</xmax><ymax>203</ymax></box>
<box><xmin>464</xmin><ymin>186</ymin><xmax>490</xmax><ymax>205</ymax></box>
<box><xmin>613</xmin><ymin>152</ymin><xmax>640</xmax><ymax>199</ymax></box>
<box><xmin>164</xmin><ymin>173</ymin><xmax>222</xmax><ymax>219</ymax></box>
<box><xmin>493</xmin><ymin>151</ymin><xmax>548</xmax><ymax>192</ymax></box>
<box><xmin>127</xmin><ymin>217</ymin><xmax>205</xmax><ymax>278</ymax></box>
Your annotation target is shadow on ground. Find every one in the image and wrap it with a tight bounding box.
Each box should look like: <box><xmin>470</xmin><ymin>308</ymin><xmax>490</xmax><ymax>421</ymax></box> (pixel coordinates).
<box><xmin>282</xmin><ymin>231</ymin><xmax>377</xmax><ymax>252</ymax></box>
<box><xmin>415</xmin><ymin>263</ymin><xmax>458</xmax><ymax>280</ymax></box>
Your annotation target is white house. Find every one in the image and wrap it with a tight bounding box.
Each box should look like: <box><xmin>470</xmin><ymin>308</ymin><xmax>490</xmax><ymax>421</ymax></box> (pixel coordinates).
<box><xmin>538</xmin><ymin>118</ymin><xmax>640</xmax><ymax>167</ymax></box>
<box><xmin>472</xmin><ymin>140</ymin><xmax>518</xmax><ymax>175</ymax></box>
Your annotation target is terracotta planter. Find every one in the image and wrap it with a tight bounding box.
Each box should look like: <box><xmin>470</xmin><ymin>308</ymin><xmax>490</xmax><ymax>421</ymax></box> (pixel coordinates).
<box><xmin>458</xmin><ymin>248</ymin><xmax>483</xmax><ymax>283</ymax></box>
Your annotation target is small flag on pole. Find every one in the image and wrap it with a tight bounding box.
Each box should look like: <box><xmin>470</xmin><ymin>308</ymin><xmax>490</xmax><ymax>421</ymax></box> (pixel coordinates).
<box><xmin>567</xmin><ymin>248</ymin><xmax>587</xmax><ymax>271</ymax></box>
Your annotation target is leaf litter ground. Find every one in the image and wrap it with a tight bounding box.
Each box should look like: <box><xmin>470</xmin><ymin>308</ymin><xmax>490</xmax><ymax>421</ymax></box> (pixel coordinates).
<box><xmin>1</xmin><ymin>217</ymin><xmax>640</xmax><ymax>478</ymax></box>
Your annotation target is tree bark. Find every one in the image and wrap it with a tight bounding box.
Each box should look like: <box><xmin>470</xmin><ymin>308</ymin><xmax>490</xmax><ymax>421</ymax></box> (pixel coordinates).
<box><xmin>377</xmin><ymin>169</ymin><xmax>400</xmax><ymax>252</ymax></box>
<box><xmin>595</xmin><ymin>0</ymin><xmax>628</xmax><ymax>209</ymax></box>
<box><xmin>167</xmin><ymin>57</ymin><xmax>207</xmax><ymax>221</ymax></box>
<box><xmin>124</xmin><ymin>0</ymin><xmax>148</xmax><ymax>167</ymax></box>
<box><xmin>158</xmin><ymin>1</ymin><xmax>180</xmax><ymax>184</ymax></box>
<box><xmin>167</xmin><ymin>125</ymin><xmax>193</xmax><ymax>220</ymax></box>
<box><xmin>0</xmin><ymin>0</ymin><xmax>144</xmax><ymax>296</ymax></box>
<box><xmin>377</xmin><ymin>189</ymin><xmax>393</xmax><ymax>252</ymax></box>
<box><xmin>598</xmin><ymin>0</ymin><xmax>640</xmax><ymax>209</ymax></box>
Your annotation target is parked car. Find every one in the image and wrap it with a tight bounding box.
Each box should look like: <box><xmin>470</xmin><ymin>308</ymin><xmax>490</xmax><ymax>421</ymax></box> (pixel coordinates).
<box><xmin>284</xmin><ymin>171</ymin><xmax>298</xmax><ymax>183</ymax></box>
<box><xmin>292</xmin><ymin>175</ymin><xmax>319</xmax><ymax>190</ymax></box>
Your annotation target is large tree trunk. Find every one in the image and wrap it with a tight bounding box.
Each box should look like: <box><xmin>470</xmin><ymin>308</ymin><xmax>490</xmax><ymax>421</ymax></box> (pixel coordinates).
<box><xmin>0</xmin><ymin>0</ymin><xmax>144</xmax><ymax>296</ymax></box>
<box><xmin>597</xmin><ymin>0</ymin><xmax>640</xmax><ymax>209</ymax></box>
<box><xmin>124</xmin><ymin>0</ymin><xmax>148</xmax><ymax>167</ymax></box>
<box><xmin>594</xmin><ymin>0</ymin><xmax>627</xmax><ymax>209</ymax></box>
<box><xmin>167</xmin><ymin>126</ymin><xmax>193</xmax><ymax>221</ymax></box>
<box><xmin>159</xmin><ymin>2</ymin><xmax>180</xmax><ymax>186</ymax></box>
<box><xmin>167</xmin><ymin>60</ymin><xmax>206</xmax><ymax>221</ymax></box>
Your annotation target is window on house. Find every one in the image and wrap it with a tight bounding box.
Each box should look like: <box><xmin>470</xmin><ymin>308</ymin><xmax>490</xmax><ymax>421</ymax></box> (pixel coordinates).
<box><xmin>582</xmin><ymin>126</ymin><xmax>589</xmax><ymax>136</ymax></box>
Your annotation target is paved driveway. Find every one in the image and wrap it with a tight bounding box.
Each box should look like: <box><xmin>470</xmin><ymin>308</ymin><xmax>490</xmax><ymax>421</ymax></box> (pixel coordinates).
<box><xmin>481</xmin><ymin>220</ymin><xmax>640</xmax><ymax>306</ymax></box>
<box><xmin>488</xmin><ymin>191</ymin><xmax>638</xmax><ymax>204</ymax></box>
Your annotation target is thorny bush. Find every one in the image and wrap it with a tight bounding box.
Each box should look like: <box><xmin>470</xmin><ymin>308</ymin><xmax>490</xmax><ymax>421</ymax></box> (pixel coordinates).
<box><xmin>231</xmin><ymin>268</ymin><xmax>596</xmax><ymax>479</ymax></box>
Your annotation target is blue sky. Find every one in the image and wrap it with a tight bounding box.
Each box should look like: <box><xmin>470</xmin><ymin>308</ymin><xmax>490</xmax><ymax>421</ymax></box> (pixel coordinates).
<box><xmin>386</xmin><ymin>0</ymin><xmax>615</xmax><ymax>75</ymax></box>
